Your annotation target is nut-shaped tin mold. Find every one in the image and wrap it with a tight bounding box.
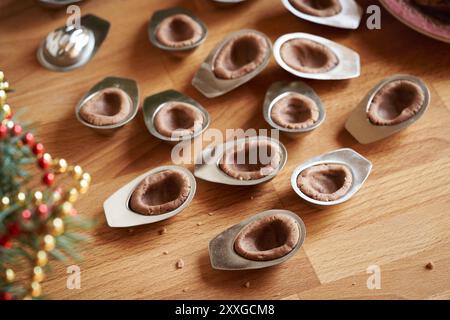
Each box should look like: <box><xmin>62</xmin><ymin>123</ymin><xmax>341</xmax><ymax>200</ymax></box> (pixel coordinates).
<box><xmin>194</xmin><ymin>136</ymin><xmax>287</xmax><ymax>186</ymax></box>
<box><xmin>192</xmin><ymin>29</ymin><xmax>272</xmax><ymax>98</ymax></box>
<box><xmin>103</xmin><ymin>165</ymin><xmax>196</xmax><ymax>228</ymax></box>
<box><xmin>209</xmin><ymin>209</ymin><xmax>306</xmax><ymax>270</ymax></box>
<box><xmin>148</xmin><ymin>7</ymin><xmax>208</xmax><ymax>53</ymax></box>
<box><xmin>143</xmin><ymin>90</ymin><xmax>210</xmax><ymax>143</ymax></box>
<box><xmin>263</xmin><ymin>81</ymin><xmax>326</xmax><ymax>135</ymax></box>
<box><xmin>281</xmin><ymin>0</ymin><xmax>363</xmax><ymax>29</ymax></box>
<box><xmin>345</xmin><ymin>74</ymin><xmax>431</xmax><ymax>144</ymax></box>
<box><xmin>273</xmin><ymin>33</ymin><xmax>360</xmax><ymax>80</ymax></box>
<box><xmin>291</xmin><ymin>148</ymin><xmax>372</xmax><ymax>206</ymax></box>
<box><xmin>37</xmin><ymin>14</ymin><xmax>110</xmax><ymax>72</ymax></box>
<box><xmin>75</xmin><ymin>77</ymin><xmax>140</xmax><ymax>132</ymax></box>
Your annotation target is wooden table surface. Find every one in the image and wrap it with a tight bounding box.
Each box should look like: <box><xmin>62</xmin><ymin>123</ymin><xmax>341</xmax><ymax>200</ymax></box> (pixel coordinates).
<box><xmin>1</xmin><ymin>0</ymin><xmax>449</xmax><ymax>300</ymax></box>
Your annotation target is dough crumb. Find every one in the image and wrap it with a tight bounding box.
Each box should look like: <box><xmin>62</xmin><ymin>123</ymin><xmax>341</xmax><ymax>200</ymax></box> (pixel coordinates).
<box><xmin>182</xmin><ymin>287</ymin><xmax>189</xmax><ymax>293</ymax></box>
<box><xmin>163</xmin><ymin>251</ymin><xmax>169</xmax><ymax>255</ymax></box>
<box><xmin>197</xmin><ymin>222</ymin><xmax>203</xmax><ymax>226</ymax></box>
<box><xmin>128</xmin><ymin>228</ymin><xmax>134</xmax><ymax>233</ymax></box>
<box><xmin>250</xmin><ymin>196</ymin><xmax>254</xmax><ymax>200</ymax></box>
<box><xmin>425</xmin><ymin>261</ymin><xmax>434</xmax><ymax>270</ymax></box>
<box><xmin>208</xmin><ymin>212</ymin><xmax>214</xmax><ymax>216</ymax></box>
<box><xmin>244</xmin><ymin>281</ymin><xmax>250</xmax><ymax>288</ymax></box>
<box><xmin>176</xmin><ymin>258</ymin><xmax>185</xmax><ymax>269</ymax></box>
<box><xmin>352</xmin><ymin>282</ymin><xmax>356</xmax><ymax>286</ymax></box>
<box><xmin>159</xmin><ymin>227</ymin><xmax>167</xmax><ymax>235</ymax></box>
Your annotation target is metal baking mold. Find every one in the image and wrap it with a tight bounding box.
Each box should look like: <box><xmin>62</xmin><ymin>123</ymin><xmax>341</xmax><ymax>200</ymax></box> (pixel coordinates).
<box><xmin>281</xmin><ymin>0</ymin><xmax>363</xmax><ymax>29</ymax></box>
<box><xmin>209</xmin><ymin>209</ymin><xmax>306</xmax><ymax>270</ymax></box>
<box><xmin>143</xmin><ymin>90</ymin><xmax>210</xmax><ymax>143</ymax></box>
<box><xmin>291</xmin><ymin>148</ymin><xmax>372</xmax><ymax>206</ymax></box>
<box><xmin>75</xmin><ymin>77</ymin><xmax>139</xmax><ymax>132</ymax></box>
<box><xmin>192</xmin><ymin>29</ymin><xmax>272</xmax><ymax>98</ymax></box>
<box><xmin>148</xmin><ymin>7</ymin><xmax>208</xmax><ymax>53</ymax></box>
<box><xmin>263</xmin><ymin>81</ymin><xmax>326</xmax><ymax>135</ymax></box>
<box><xmin>273</xmin><ymin>32</ymin><xmax>360</xmax><ymax>80</ymax></box>
<box><xmin>345</xmin><ymin>74</ymin><xmax>431</xmax><ymax>144</ymax></box>
<box><xmin>194</xmin><ymin>135</ymin><xmax>287</xmax><ymax>186</ymax></box>
<box><xmin>103</xmin><ymin>165</ymin><xmax>196</xmax><ymax>228</ymax></box>
<box><xmin>37</xmin><ymin>14</ymin><xmax>110</xmax><ymax>72</ymax></box>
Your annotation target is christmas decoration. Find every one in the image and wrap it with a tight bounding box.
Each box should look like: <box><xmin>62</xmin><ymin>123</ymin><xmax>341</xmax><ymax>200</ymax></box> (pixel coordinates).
<box><xmin>0</xmin><ymin>71</ymin><xmax>93</xmax><ymax>300</ymax></box>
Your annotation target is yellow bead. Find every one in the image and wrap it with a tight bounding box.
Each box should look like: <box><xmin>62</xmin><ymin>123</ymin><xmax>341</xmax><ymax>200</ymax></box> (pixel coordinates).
<box><xmin>56</xmin><ymin>158</ymin><xmax>68</xmax><ymax>173</ymax></box>
<box><xmin>31</xmin><ymin>281</ymin><xmax>42</xmax><ymax>297</ymax></box>
<box><xmin>2</xmin><ymin>103</ymin><xmax>11</xmax><ymax>115</ymax></box>
<box><xmin>32</xmin><ymin>266</ymin><xmax>45</xmax><ymax>283</ymax></box>
<box><xmin>66</xmin><ymin>188</ymin><xmax>79</xmax><ymax>203</ymax></box>
<box><xmin>17</xmin><ymin>192</ymin><xmax>26</xmax><ymax>204</ymax></box>
<box><xmin>82</xmin><ymin>172</ymin><xmax>91</xmax><ymax>184</ymax></box>
<box><xmin>52</xmin><ymin>190</ymin><xmax>62</xmax><ymax>203</ymax></box>
<box><xmin>42</xmin><ymin>152</ymin><xmax>52</xmax><ymax>163</ymax></box>
<box><xmin>43</xmin><ymin>234</ymin><xmax>55</xmax><ymax>252</ymax></box>
<box><xmin>51</xmin><ymin>218</ymin><xmax>64</xmax><ymax>236</ymax></box>
<box><xmin>72</xmin><ymin>165</ymin><xmax>83</xmax><ymax>179</ymax></box>
<box><xmin>0</xmin><ymin>82</ymin><xmax>9</xmax><ymax>91</ymax></box>
<box><xmin>60</xmin><ymin>201</ymin><xmax>73</xmax><ymax>216</ymax></box>
<box><xmin>33</xmin><ymin>191</ymin><xmax>43</xmax><ymax>205</ymax></box>
<box><xmin>0</xmin><ymin>90</ymin><xmax>6</xmax><ymax>104</ymax></box>
<box><xmin>5</xmin><ymin>268</ymin><xmax>15</xmax><ymax>282</ymax></box>
<box><xmin>36</xmin><ymin>250</ymin><xmax>48</xmax><ymax>267</ymax></box>
<box><xmin>1</xmin><ymin>196</ymin><xmax>10</xmax><ymax>208</ymax></box>
<box><xmin>78</xmin><ymin>179</ymin><xmax>89</xmax><ymax>194</ymax></box>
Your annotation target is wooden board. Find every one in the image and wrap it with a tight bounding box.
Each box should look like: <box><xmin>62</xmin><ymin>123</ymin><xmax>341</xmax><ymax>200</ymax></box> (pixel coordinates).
<box><xmin>1</xmin><ymin>0</ymin><xmax>449</xmax><ymax>300</ymax></box>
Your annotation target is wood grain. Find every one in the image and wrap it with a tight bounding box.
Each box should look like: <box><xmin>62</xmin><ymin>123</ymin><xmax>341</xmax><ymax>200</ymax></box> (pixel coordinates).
<box><xmin>1</xmin><ymin>0</ymin><xmax>449</xmax><ymax>300</ymax></box>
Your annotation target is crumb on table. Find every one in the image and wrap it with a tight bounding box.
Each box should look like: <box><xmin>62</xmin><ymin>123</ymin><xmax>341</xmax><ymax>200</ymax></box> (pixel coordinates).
<box><xmin>176</xmin><ymin>258</ymin><xmax>185</xmax><ymax>269</ymax></box>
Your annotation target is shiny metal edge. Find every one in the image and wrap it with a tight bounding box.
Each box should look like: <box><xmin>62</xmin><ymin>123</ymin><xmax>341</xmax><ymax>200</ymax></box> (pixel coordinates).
<box><xmin>281</xmin><ymin>0</ymin><xmax>363</xmax><ymax>29</ymax></box>
<box><xmin>209</xmin><ymin>209</ymin><xmax>306</xmax><ymax>270</ymax></box>
<box><xmin>192</xmin><ymin>29</ymin><xmax>273</xmax><ymax>98</ymax></box>
<box><xmin>143</xmin><ymin>90</ymin><xmax>211</xmax><ymax>142</ymax></box>
<box><xmin>345</xmin><ymin>74</ymin><xmax>431</xmax><ymax>144</ymax></box>
<box><xmin>37</xmin><ymin>14</ymin><xmax>110</xmax><ymax>72</ymax></box>
<box><xmin>263</xmin><ymin>81</ymin><xmax>326</xmax><ymax>134</ymax></box>
<box><xmin>194</xmin><ymin>135</ymin><xmax>287</xmax><ymax>186</ymax></box>
<box><xmin>103</xmin><ymin>165</ymin><xmax>197</xmax><ymax>228</ymax></box>
<box><xmin>75</xmin><ymin>77</ymin><xmax>140</xmax><ymax>131</ymax></box>
<box><xmin>148</xmin><ymin>7</ymin><xmax>208</xmax><ymax>52</ymax></box>
<box><xmin>273</xmin><ymin>32</ymin><xmax>360</xmax><ymax>80</ymax></box>
<box><xmin>290</xmin><ymin>148</ymin><xmax>372</xmax><ymax>207</ymax></box>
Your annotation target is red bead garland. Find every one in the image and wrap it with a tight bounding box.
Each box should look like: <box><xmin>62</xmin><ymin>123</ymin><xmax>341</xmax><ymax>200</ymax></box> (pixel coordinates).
<box><xmin>32</xmin><ymin>143</ymin><xmax>44</xmax><ymax>155</ymax></box>
<box><xmin>22</xmin><ymin>209</ymin><xmax>32</xmax><ymax>220</ymax></box>
<box><xmin>22</xmin><ymin>132</ymin><xmax>34</xmax><ymax>146</ymax></box>
<box><xmin>0</xmin><ymin>292</ymin><xmax>14</xmax><ymax>301</ymax></box>
<box><xmin>38</xmin><ymin>156</ymin><xmax>50</xmax><ymax>169</ymax></box>
<box><xmin>42</xmin><ymin>172</ymin><xmax>55</xmax><ymax>186</ymax></box>
<box><xmin>0</xmin><ymin>124</ymin><xmax>7</xmax><ymax>138</ymax></box>
<box><xmin>11</xmin><ymin>124</ymin><xmax>22</xmax><ymax>136</ymax></box>
<box><xmin>7</xmin><ymin>222</ymin><xmax>21</xmax><ymax>237</ymax></box>
<box><xmin>0</xmin><ymin>236</ymin><xmax>12</xmax><ymax>249</ymax></box>
<box><xmin>37</xmin><ymin>204</ymin><xmax>49</xmax><ymax>219</ymax></box>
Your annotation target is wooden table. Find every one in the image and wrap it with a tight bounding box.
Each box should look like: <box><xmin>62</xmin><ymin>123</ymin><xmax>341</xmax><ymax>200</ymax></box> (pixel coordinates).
<box><xmin>1</xmin><ymin>0</ymin><xmax>449</xmax><ymax>300</ymax></box>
